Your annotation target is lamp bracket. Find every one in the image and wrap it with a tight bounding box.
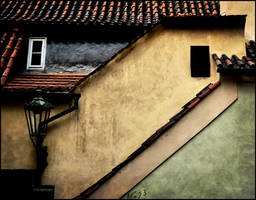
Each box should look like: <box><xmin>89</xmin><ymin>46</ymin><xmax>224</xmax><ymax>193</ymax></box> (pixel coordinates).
<box><xmin>44</xmin><ymin>94</ymin><xmax>81</xmax><ymax>125</ymax></box>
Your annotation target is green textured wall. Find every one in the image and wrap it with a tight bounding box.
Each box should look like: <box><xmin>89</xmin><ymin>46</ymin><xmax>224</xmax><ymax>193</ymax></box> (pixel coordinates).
<box><xmin>123</xmin><ymin>82</ymin><xmax>255</xmax><ymax>199</ymax></box>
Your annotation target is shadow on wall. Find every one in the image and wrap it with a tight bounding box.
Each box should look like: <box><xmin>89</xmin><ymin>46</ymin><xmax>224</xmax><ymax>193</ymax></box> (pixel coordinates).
<box><xmin>45</xmin><ymin>42</ymin><xmax>128</xmax><ymax>74</ymax></box>
<box><xmin>46</xmin><ymin>42</ymin><xmax>128</xmax><ymax>65</ymax></box>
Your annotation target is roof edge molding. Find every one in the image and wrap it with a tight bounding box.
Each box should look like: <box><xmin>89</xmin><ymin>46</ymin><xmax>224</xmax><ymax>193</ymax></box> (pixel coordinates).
<box><xmin>74</xmin><ymin>80</ymin><xmax>221</xmax><ymax>199</ymax></box>
<box><xmin>1</xmin><ymin>73</ymin><xmax>88</xmax><ymax>93</ymax></box>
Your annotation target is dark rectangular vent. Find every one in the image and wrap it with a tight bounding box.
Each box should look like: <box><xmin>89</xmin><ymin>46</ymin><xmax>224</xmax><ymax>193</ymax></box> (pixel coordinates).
<box><xmin>191</xmin><ymin>46</ymin><xmax>210</xmax><ymax>77</ymax></box>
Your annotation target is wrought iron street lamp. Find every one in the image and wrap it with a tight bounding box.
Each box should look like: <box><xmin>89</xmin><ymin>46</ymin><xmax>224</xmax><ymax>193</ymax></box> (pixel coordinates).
<box><xmin>24</xmin><ymin>88</ymin><xmax>80</xmax><ymax>186</ymax></box>
<box><xmin>24</xmin><ymin>89</ymin><xmax>53</xmax><ymax>185</ymax></box>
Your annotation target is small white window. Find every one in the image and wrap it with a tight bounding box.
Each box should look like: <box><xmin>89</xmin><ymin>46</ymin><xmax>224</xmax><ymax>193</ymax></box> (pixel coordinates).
<box><xmin>27</xmin><ymin>37</ymin><xmax>47</xmax><ymax>70</ymax></box>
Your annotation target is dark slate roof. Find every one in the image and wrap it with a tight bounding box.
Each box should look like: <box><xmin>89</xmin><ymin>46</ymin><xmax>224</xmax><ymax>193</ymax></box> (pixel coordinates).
<box><xmin>74</xmin><ymin>80</ymin><xmax>221</xmax><ymax>199</ymax></box>
<box><xmin>212</xmin><ymin>40</ymin><xmax>256</xmax><ymax>74</ymax></box>
<box><xmin>0</xmin><ymin>0</ymin><xmax>220</xmax><ymax>26</ymax></box>
<box><xmin>0</xmin><ymin>29</ymin><xmax>23</xmax><ymax>87</ymax></box>
<box><xmin>1</xmin><ymin>73</ymin><xmax>88</xmax><ymax>93</ymax></box>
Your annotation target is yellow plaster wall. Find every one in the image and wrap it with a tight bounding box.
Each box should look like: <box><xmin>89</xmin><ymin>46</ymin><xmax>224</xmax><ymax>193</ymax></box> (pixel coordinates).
<box><xmin>1</xmin><ymin>102</ymin><xmax>36</xmax><ymax>169</ymax></box>
<box><xmin>1</xmin><ymin>24</ymin><xmax>245</xmax><ymax>199</ymax></box>
<box><xmin>220</xmin><ymin>1</ymin><xmax>255</xmax><ymax>41</ymax></box>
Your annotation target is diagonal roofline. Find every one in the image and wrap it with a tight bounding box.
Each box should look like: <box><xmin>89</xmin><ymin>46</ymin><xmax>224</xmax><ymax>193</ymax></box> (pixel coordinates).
<box><xmin>74</xmin><ymin>80</ymin><xmax>221</xmax><ymax>199</ymax></box>
<box><xmin>0</xmin><ymin>15</ymin><xmax>246</xmax><ymax>94</ymax></box>
<box><xmin>77</xmin><ymin>15</ymin><xmax>246</xmax><ymax>88</ymax></box>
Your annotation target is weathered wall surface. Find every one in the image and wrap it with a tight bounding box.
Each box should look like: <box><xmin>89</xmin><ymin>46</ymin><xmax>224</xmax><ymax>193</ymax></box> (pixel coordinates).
<box><xmin>123</xmin><ymin>82</ymin><xmax>255</xmax><ymax>199</ymax></box>
<box><xmin>1</xmin><ymin>102</ymin><xmax>36</xmax><ymax>169</ymax></box>
<box><xmin>220</xmin><ymin>1</ymin><xmax>255</xmax><ymax>41</ymax></box>
<box><xmin>1</xmin><ymin>24</ymin><xmax>245</xmax><ymax>199</ymax></box>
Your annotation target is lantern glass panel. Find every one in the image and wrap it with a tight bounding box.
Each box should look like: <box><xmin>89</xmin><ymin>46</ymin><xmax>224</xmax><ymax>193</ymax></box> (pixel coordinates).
<box><xmin>40</xmin><ymin>110</ymin><xmax>51</xmax><ymax>133</ymax></box>
<box><xmin>32</xmin><ymin>112</ymin><xmax>42</xmax><ymax>135</ymax></box>
<box><xmin>29</xmin><ymin>110</ymin><xmax>35</xmax><ymax>135</ymax></box>
<box><xmin>25</xmin><ymin>109</ymin><xmax>32</xmax><ymax>135</ymax></box>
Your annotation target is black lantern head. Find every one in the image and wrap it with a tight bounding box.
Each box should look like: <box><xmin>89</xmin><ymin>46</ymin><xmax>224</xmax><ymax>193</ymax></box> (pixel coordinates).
<box><xmin>24</xmin><ymin>89</ymin><xmax>53</xmax><ymax>147</ymax></box>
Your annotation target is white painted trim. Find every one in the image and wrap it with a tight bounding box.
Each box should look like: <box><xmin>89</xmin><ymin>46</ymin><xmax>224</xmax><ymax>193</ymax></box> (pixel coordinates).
<box><xmin>26</xmin><ymin>37</ymin><xmax>47</xmax><ymax>70</ymax></box>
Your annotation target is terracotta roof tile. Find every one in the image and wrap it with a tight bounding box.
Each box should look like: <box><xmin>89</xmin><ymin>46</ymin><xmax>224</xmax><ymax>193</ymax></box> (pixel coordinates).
<box><xmin>81</xmin><ymin>1</ymin><xmax>92</xmax><ymax>23</ymax></box>
<box><xmin>183</xmin><ymin>1</ymin><xmax>190</xmax><ymax>16</ymax></box>
<box><xmin>57</xmin><ymin>1</ymin><xmax>71</xmax><ymax>22</ymax></box>
<box><xmin>0</xmin><ymin>0</ymin><xmax>220</xmax><ymax>26</ymax></box>
<box><xmin>24</xmin><ymin>1</ymin><xmax>41</xmax><ymax>21</ymax></box>
<box><xmin>145</xmin><ymin>1</ymin><xmax>152</xmax><ymax>25</ymax></box>
<box><xmin>32</xmin><ymin>1</ymin><xmax>49</xmax><ymax>21</ymax></box>
<box><xmin>113</xmin><ymin>1</ymin><xmax>122</xmax><ymax>25</ymax></box>
<box><xmin>106</xmin><ymin>1</ymin><xmax>114</xmax><ymax>23</ymax></box>
<box><xmin>136</xmin><ymin>1</ymin><xmax>143</xmax><ymax>25</ymax></box>
<box><xmin>120</xmin><ymin>1</ymin><xmax>129</xmax><ymax>25</ymax></box>
<box><xmin>246</xmin><ymin>40</ymin><xmax>256</xmax><ymax>59</ymax></box>
<box><xmin>190</xmin><ymin>1</ymin><xmax>197</xmax><ymax>16</ymax></box>
<box><xmin>203</xmin><ymin>1</ymin><xmax>211</xmax><ymax>15</ymax></box>
<box><xmin>212</xmin><ymin>41</ymin><xmax>256</xmax><ymax>74</ymax></box>
<box><xmin>40</xmin><ymin>1</ymin><xmax>56</xmax><ymax>21</ymax></box>
<box><xmin>90</xmin><ymin>1</ymin><xmax>99</xmax><ymax>23</ymax></box>
<box><xmin>1</xmin><ymin>73</ymin><xmax>88</xmax><ymax>93</ymax></box>
<box><xmin>46</xmin><ymin>1</ymin><xmax>63</xmax><ymax>22</ymax></box>
<box><xmin>97</xmin><ymin>1</ymin><xmax>107</xmax><ymax>24</ymax></box>
<box><xmin>0</xmin><ymin>29</ymin><xmax>22</xmax><ymax>87</ymax></box>
<box><xmin>0</xmin><ymin>29</ymin><xmax>89</xmax><ymax>93</ymax></box>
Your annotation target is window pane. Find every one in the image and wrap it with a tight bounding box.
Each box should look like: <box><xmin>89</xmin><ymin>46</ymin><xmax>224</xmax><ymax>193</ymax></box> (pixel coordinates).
<box><xmin>32</xmin><ymin>41</ymin><xmax>42</xmax><ymax>52</ymax></box>
<box><xmin>31</xmin><ymin>53</ymin><xmax>42</xmax><ymax>65</ymax></box>
<box><xmin>190</xmin><ymin>46</ymin><xmax>210</xmax><ymax>77</ymax></box>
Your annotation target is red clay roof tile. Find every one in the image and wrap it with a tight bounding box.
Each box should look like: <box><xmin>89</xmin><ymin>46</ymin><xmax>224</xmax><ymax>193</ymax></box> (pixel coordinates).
<box><xmin>0</xmin><ymin>30</ymin><xmax>88</xmax><ymax>92</ymax></box>
<box><xmin>0</xmin><ymin>1</ymin><xmax>221</xmax><ymax>92</ymax></box>
<box><xmin>213</xmin><ymin>41</ymin><xmax>256</xmax><ymax>74</ymax></box>
<box><xmin>1</xmin><ymin>73</ymin><xmax>88</xmax><ymax>92</ymax></box>
<box><xmin>0</xmin><ymin>0</ymin><xmax>220</xmax><ymax>26</ymax></box>
<box><xmin>0</xmin><ymin>29</ymin><xmax>22</xmax><ymax>87</ymax></box>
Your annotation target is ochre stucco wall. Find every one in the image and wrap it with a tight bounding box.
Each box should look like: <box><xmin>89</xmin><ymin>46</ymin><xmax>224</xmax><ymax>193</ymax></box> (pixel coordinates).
<box><xmin>220</xmin><ymin>1</ymin><xmax>255</xmax><ymax>41</ymax></box>
<box><xmin>1</xmin><ymin>102</ymin><xmax>36</xmax><ymax>169</ymax></box>
<box><xmin>1</xmin><ymin>23</ymin><xmax>245</xmax><ymax>199</ymax></box>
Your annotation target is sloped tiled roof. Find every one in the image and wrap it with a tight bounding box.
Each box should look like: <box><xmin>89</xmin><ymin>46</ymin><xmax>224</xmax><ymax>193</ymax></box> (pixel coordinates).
<box><xmin>0</xmin><ymin>0</ymin><xmax>221</xmax><ymax>93</ymax></box>
<box><xmin>74</xmin><ymin>80</ymin><xmax>221</xmax><ymax>199</ymax></box>
<box><xmin>0</xmin><ymin>0</ymin><xmax>220</xmax><ymax>26</ymax></box>
<box><xmin>1</xmin><ymin>73</ymin><xmax>88</xmax><ymax>93</ymax></box>
<box><xmin>0</xmin><ymin>30</ymin><xmax>88</xmax><ymax>93</ymax></box>
<box><xmin>0</xmin><ymin>29</ymin><xmax>23</xmax><ymax>87</ymax></box>
<box><xmin>212</xmin><ymin>40</ymin><xmax>256</xmax><ymax>73</ymax></box>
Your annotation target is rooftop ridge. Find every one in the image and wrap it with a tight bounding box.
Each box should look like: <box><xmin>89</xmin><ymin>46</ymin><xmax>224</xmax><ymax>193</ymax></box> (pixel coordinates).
<box><xmin>0</xmin><ymin>0</ymin><xmax>220</xmax><ymax>26</ymax></box>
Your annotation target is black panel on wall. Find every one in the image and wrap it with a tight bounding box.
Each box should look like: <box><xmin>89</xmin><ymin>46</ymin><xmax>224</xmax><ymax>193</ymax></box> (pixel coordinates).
<box><xmin>190</xmin><ymin>46</ymin><xmax>210</xmax><ymax>77</ymax></box>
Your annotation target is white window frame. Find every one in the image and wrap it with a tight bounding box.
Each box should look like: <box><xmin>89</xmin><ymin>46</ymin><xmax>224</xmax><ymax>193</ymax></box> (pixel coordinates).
<box><xmin>26</xmin><ymin>37</ymin><xmax>47</xmax><ymax>70</ymax></box>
